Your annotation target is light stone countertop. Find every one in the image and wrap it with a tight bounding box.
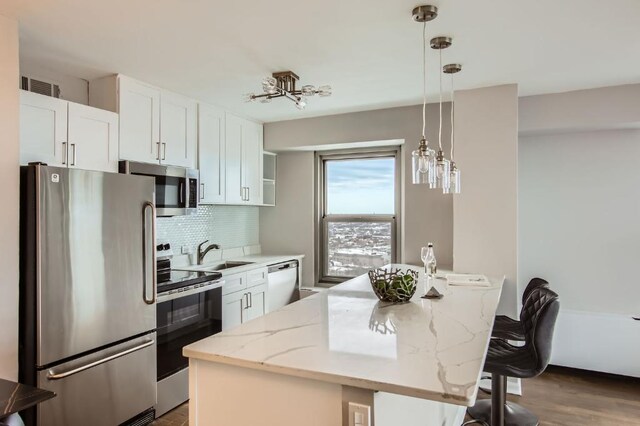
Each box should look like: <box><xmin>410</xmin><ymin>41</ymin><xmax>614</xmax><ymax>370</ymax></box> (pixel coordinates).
<box><xmin>183</xmin><ymin>264</ymin><xmax>504</xmax><ymax>406</ymax></box>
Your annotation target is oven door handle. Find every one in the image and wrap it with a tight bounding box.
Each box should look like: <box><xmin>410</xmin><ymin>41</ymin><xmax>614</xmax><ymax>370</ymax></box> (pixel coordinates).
<box><xmin>46</xmin><ymin>339</ymin><xmax>155</xmax><ymax>380</ymax></box>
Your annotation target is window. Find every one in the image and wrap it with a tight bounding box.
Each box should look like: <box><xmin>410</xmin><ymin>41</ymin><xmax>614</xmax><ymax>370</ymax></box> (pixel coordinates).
<box><xmin>317</xmin><ymin>150</ymin><xmax>400</xmax><ymax>283</ymax></box>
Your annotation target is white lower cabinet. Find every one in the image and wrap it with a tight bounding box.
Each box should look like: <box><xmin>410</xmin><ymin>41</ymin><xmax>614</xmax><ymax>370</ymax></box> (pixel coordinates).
<box><xmin>222</xmin><ymin>290</ymin><xmax>245</xmax><ymax>331</ymax></box>
<box><xmin>221</xmin><ymin>268</ymin><xmax>268</xmax><ymax>331</ymax></box>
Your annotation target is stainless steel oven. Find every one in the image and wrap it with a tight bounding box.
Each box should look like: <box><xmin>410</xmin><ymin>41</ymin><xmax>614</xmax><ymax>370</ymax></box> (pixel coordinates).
<box><xmin>119</xmin><ymin>161</ymin><xmax>199</xmax><ymax>216</ymax></box>
<box><xmin>155</xmin><ymin>268</ymin><xmax>223</xmax><ymax>417</ymax></box>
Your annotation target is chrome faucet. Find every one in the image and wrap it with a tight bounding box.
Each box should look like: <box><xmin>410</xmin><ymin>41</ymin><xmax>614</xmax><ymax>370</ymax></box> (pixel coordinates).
<box><xmin>197</xmin><ymin>240</ymin><xmax>221</xmax><ymax>265</ymax></box>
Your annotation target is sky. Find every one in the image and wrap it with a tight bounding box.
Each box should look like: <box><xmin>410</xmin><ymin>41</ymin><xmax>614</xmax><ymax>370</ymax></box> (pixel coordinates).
<box><xmin>326</xmin><ymin>158</ymin><xmax>395</xmax><ymax>215</ymax></box>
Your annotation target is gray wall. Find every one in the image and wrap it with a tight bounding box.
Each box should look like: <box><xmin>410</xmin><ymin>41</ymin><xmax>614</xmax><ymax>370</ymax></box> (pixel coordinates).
<box><xmin>261</xmin><ymin>103</ymin><xmax>453</xmax><ymax>286</ymax></box>
<box><xmin>453</xmin><ymin>85</ymin><xmax>519</xmax><ymax>317</ymax></box>
<box><xmin>0</xmin><ymin>14</ymin><xmax>19</xmax><ymax>380</ymax></box>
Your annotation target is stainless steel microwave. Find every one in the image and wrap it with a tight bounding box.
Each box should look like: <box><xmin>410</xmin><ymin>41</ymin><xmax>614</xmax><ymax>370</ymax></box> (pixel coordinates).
<box><xmin>119</xmin><ymin>161</ymin><xmax>199</xmax><ymax>216</ymax></box>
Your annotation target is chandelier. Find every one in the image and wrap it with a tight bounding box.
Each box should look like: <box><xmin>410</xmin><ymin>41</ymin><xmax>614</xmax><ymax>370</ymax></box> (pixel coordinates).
<box><xmin>244</xmin><ymin>71</ymin><xmax>332</xmax><ymax>110</ymax></box>
<box><xmin>410</xmin><ymin>5</ymin><xmax>462</xmax><ymax>194</ymax></box>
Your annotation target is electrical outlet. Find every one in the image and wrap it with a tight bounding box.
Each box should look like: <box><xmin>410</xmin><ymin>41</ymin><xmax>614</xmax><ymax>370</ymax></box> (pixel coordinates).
<box><xmin>181</xmin><ymin>245</ymin><xmax>192</xmax><ymax>254</ymax></box>
<box><xmin>348</xmin><ymin>402</ymin><xmax>370</xmax><ymax>426</ymax></box>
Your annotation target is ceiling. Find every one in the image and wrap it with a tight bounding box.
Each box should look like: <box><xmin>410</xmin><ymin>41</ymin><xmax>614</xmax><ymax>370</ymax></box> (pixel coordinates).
<box><xmin>2</xmin><ymin>0</ymin><xmax>640</xmax><ymax>123</ymax></box>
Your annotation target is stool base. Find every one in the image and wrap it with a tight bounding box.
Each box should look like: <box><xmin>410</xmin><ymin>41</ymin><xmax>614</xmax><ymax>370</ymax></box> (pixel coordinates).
<box><xmin>467</xmin><ymin>399</ymin><xmax>539</xmax><ymax>426</ymax></box>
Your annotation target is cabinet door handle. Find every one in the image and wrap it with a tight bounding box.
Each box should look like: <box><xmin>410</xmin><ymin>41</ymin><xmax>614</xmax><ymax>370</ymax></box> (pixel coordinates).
<box><xmin>247</xmin><ymin>187</ymin><xmax>250</xmax><ymax>202</ymax></box>
<box><xmin>62</xmin><ymin>142</ymin><xmax>68</xmax><ymax>165</ymax></box>
<box><xmin>70</xmin><ymin>143</ymin><xmax>77</xmax><ymax>166</ymax></box>
<box><xmin>156</xmin><ymin>142</ymin><xmax>161</xmax><ymax>160</ymax></box>
<box><xmin>162</xmin><ymin>143</ymin><xmax>167</xmax><ymax>160</ymax></box>
<box><xmin>248</xmin><ymin>291</ymin><xmax>253</xmax><ymax>308</ymax></box>
<box><xmin>243</xmin><ymin>293</ymin><xmax>249</xmax><ymax>310</ymax></box>
<box><xmin>200</xmin><ymin>183</ymin><xmax>205</xmax><ymax>200</ymax></box>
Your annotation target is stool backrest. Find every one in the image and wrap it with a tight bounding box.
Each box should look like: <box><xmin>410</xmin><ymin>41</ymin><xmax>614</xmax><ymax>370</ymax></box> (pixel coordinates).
<box><xmin>522</xmin><ymin>277</ymin><xmax>549</xmax><ymax>305</ymax></box>
<box><xmin>520</xmin><ymin>287</ymin><xmax>560</xmax><ymax>376</ymax></box>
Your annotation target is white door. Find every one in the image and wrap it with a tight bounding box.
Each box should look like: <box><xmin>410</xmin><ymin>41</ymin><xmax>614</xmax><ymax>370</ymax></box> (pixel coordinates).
<box><xmin>118</xmin><ymin>76</ymin><xmax>161</xmax><ymax>163</ymax></box>
<box><xmin>222</xmin><ymin>290</ymin><xmax>246</xmax><ymax>331</ymax></box>
<box><xmin>68</xmin><ymin>103</ymin><xmax>119</xmax><ymax>172</ymax></box>
<box><xmin>225</xmin><ymin>113</ymin><xmax>244</xmax><ymax>204</ymax></box>
<box><xmin>246</xmin><ymin>283</ymin><xmax>267</xmax><ymax>321</ymax></box>
<box><xmin>19</xmin><ymin>90</ymin><xmax>68</xmax><ymax>166</ymax></box>
<box><xmin>160</xmin><ymin>91</ymin><xmax>197</xmax><ymax>168</ymax></box>
<box><xmin>198</xmin><ymin>103</ymin><xmax>225</xmax><ymax>203</ymax></box>
<box><xmin>241</xmin><ymin>119</ymin><xmax>263</xmax><ymax>205</ymax></box>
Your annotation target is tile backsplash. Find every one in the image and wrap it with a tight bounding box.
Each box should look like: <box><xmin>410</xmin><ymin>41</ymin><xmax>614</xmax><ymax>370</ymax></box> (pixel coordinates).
<box><xmin>156</xmin><ymin>205</ymin><xmax>259</xmax><ymax>254</ymax></box>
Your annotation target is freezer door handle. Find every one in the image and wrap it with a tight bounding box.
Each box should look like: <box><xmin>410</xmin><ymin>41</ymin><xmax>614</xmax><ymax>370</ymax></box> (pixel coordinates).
<box><xmin>46</xmin><ymin>339</ymin><xmax>155</xmax><ymax>380</ymax></box>
<box><xmin>143</xmin><ymin>201</ymin><xmax>157</xmax><ymax>304</ymax></box>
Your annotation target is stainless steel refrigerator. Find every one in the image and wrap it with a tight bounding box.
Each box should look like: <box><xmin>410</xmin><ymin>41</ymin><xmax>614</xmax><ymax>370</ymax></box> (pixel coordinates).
<box><xmin>19</xmin><ymin>165</ymin><xmax>158</xmax><ymax>426</ymax></box>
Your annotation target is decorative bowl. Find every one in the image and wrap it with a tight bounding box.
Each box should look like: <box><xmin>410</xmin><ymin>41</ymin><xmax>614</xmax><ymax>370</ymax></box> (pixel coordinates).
<box><xmin>368</xmin><ymin>268</ymin><xmax>418</xmax><ymax>303</ymax></box>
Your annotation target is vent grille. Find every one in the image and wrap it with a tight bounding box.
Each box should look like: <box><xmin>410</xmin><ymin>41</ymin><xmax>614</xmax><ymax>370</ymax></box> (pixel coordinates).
<box><xmin>20</xmin><ymin>76</ymin><xmax>61</xmax><ymax>98</ymax></box>
<box><xmin>119</xmin><ymin>408</ymin><xmax>155</xmax><ymax>426</ymax></box>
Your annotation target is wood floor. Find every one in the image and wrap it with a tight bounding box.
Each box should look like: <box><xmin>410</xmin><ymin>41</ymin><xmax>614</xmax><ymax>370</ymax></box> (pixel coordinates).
<box><xmin>154</xmin><ymin>366</ymin><xmax>640</xmax><ymax>425</ymax></box>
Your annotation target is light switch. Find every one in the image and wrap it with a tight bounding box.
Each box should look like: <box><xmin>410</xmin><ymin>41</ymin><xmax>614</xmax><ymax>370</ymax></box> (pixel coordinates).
<box><xmin>348</xmin><ymin>402</ymin><xmax>370</xmax><ymax>426</ymax></box>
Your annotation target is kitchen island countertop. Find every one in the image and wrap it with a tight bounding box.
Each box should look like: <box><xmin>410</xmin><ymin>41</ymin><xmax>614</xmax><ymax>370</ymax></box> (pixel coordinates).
<box><xmin>184</xmin><ymin>264</ymin><xmax>503</xmax><ymax>406</ymax></box>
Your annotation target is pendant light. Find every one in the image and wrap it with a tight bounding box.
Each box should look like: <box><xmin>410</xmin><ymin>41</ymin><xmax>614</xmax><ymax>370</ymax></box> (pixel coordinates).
<box><xmin>430</xmin><ymin>36</ymin><xmax>452</xmax><ymax>190</ymax></box>
<box><xmin>443</xmin><ymin>63</ymin><xmax>462</xmax><ymax>194</ymax></box>
<box><xmin>411</xmin><ymin>5</ymin><xmax>438</xmax><ymax>185</ymax></box>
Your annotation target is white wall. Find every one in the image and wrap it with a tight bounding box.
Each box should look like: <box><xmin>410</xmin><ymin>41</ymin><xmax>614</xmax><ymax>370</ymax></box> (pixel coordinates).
<box><xmin>520</xmin><ymin>129</ymin><xmax>640</xmax><ymax>314</ymax></box>
<box><xmin>262</xmin><ymin>103</ymin><xmax>454</xmax><ymax>286</ymax></box>
<box><xmin>0</xmin><ymin>13</ymin><xmax>19</xmax><ymax>380</ymax></box>
<box><xmin>260</xmin><ymin>153</ymin><xmax>315</xmax><ymax>286</ymax></box>
<box><xmin>518</xmin><ymin>85</ymin><xmax>640</xmax><ymax>376</ymax></box>
<box><xmin>453</xmin><ymin>85</ymin><xmax>519</xmax><ymax>317</ymax></box>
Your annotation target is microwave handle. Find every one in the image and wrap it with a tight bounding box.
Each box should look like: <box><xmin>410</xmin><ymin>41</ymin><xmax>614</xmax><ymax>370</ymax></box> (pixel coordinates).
<box><xmin>179</xmin><ymin>180</ymin><xmax>185</xmax><ymax>204</ymax></box>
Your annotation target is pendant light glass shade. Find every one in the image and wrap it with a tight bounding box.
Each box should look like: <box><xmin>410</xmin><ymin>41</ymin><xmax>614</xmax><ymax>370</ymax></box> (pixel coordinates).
<box><xmin>443</xmin><ymin>163</ymin><xmax>461</xmax><ymax>194</ymax></box>
<box><xmin>430</xmin><ymin>150</ymin><xmax>450</xmax><ymax>189</ymax></box>
<box><xmin>412</xmin><ymin>139</ymin><xmax>435</xmax><ymax>184</ymax></box>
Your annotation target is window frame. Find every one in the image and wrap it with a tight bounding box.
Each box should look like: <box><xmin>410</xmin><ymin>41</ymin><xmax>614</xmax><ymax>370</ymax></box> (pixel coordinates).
<box><xmin>315</xmin><ymin>148</ymin><xmax>401</xmax><ymax>285</ymax></box>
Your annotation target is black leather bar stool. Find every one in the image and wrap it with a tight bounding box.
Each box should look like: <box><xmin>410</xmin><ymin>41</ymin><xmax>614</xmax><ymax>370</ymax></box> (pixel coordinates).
<box><xmin>492</xmin><ymin>278</ymin><xmax>549</xmax><ymax>341</ymax></box>
<box><xmin>466</xmin><ymin>287</ymin><xmax>559</xmax><ymax>426</ymax></box>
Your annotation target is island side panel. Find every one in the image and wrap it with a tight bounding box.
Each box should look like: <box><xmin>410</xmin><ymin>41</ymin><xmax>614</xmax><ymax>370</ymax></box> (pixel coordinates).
<box><xmin>189</xmin><ymin>359</ymin><xmax>343</xmax><ymax>426</ymax></box>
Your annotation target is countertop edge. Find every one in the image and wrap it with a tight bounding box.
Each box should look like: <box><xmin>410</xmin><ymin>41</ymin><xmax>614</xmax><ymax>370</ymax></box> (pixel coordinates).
<box><xmin>184</xmin><ymin>350</ymin><xmax>472</xmax><ymax>406</ymax></box>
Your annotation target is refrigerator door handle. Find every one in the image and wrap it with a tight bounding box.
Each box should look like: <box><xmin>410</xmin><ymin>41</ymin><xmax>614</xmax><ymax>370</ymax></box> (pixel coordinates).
<box><xmin>46</xmin><ymin>338</ymin><xmax>155</xmax><ymax>380</ymax></box>
<box><xmin>143</xmin><ymin>201</ymin><xmax>157</xmax><ymax>305</ymax></box>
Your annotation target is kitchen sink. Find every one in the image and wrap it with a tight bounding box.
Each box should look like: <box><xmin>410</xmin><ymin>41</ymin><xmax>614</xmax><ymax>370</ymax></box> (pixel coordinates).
<box><xmin>206</xmin><ymin>261</ymin><xmax>254</xmax><ymax>271</ymax></box>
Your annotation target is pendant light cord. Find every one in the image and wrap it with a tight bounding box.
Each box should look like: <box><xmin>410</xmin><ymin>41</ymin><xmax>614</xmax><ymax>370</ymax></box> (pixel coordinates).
<box><xmin>438</xmin><ymin>48</ymin><xmax>443</xmax><ymax>151</ymax></box>
<box><xmin>421</xmin><ymin>21</ymin><xmax>427</xmax><ymax>140</ymax></box>
<box><xmin>450</xmin><ymin>72</ymin><xmax>454</xmax><ymax>160</ymax></box>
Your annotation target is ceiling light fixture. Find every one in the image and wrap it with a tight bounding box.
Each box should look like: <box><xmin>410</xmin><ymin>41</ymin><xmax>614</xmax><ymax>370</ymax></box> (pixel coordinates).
<box><xmin>411</xmin><ymin>5</ymin><xmax>438</xmax><ymax>185</ymax></box>
<box><xmin>443</xmin><ymin>63</ymin><xmax>462</xmax><ymax>194</ymax></box>
<box><xmin>244</xmin><ymin>71</ymin><xmax>332</xmax><ymax>110</ymax></box>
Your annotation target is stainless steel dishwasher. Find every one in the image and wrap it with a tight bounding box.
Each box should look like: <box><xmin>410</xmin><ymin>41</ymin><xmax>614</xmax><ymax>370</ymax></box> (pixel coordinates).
<box><xmin>267</xmin><ymin>260</ymin><xmax>299</xmax><ymax>312</ymax></box>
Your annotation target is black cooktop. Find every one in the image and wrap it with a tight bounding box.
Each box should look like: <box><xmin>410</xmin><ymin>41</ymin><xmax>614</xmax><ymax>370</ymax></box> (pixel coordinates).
<box><xmin>157</xmin><ymin>270</ymin><xmax>222</xmax><ymax>294</ymax></box>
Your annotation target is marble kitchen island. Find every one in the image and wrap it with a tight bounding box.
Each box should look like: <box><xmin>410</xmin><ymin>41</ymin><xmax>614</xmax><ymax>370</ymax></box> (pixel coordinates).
<box><xmin>183</xmin><ymin>265</ymin><xmax>504</xmax><ymax>426</ymax></box>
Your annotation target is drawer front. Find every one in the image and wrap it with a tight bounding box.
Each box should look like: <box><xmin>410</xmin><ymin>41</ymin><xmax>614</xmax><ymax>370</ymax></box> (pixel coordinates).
<box><xmin>247</xmin><ymin>267</ymin><xmax>268</xmax><ymax>288</ymax></box>
<box><xmin>222</xmin><ymin>272</ymin><xmax>247</xmax><ymax>295</ymax></box>
<box><xmin>37</xmin><ymin>333</ymin><xmax>156</xmax><ymax>426</ymax></box>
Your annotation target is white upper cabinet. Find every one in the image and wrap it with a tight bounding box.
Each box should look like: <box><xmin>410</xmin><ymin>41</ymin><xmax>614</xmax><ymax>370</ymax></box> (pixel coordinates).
<box><xmin>117</xmin><ymin>76</ymin><xmax>161</xmax><ymax>164</ymax></box>
<box><xmin>160</xmin><ymin>91</ymin><xmax>197</xmax><ymax>168</ymax></box>
<box><xmin>198</xmin><ymin>103</ymin><xmax>226</xmax><ymax>204</ymax></box>
<box><xmin>67</xmin><ymin>103</ymin><xmax>118</xmax><ymax>172</ymax></box>
<box><xmin>91</xmin><ymin>74</ymin><xmax>197</xmax><ymax>168</ymax></box>
<box><xmin>225</xmin><ymin>113</ymin><xmax>244</xmax><ymax>204</ymax></box>
<box><xmin>20</xmin><ymin>90</ymin><xmax>68</xmax><ymax>167</ymax></box>
<box><xmin>20</xmin><ymin>91</ymin><xmax>118</xmax><ymax>172</ymax></box>
<box><xmin>244</xmin><ymin>120</ymin><xmax>263</xmax><ymax>205</ymax></box>
<box><xmin>224</xmin><ymin>113</ymin><xmax>263</xmax><ymax>205</ymax></box>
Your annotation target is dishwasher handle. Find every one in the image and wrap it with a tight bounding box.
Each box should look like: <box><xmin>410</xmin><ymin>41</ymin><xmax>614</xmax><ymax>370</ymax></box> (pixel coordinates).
<box><xmin>268</xmin><ymin>261</ymin><xmax>298</xmax><ymax>274</ymax></box>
